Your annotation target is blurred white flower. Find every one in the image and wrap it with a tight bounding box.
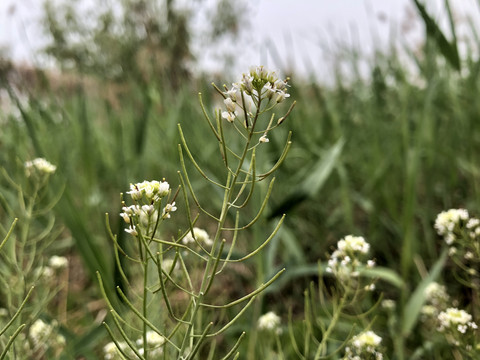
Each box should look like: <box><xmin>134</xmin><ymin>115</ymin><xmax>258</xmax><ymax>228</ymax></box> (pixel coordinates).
<box><xmin>257</xmin><ymin>311</ymin><xmax>281</xmax><ymax>333</ymax></box>
<box><xmin>25</xmin><ymin>158</ymin><xmax>57</xmax><ymax>176</ymax></box>
<box><xmin>48</xmin><ymin>255</ymin><xmax>69</xmax><ymax>270</ymax></box>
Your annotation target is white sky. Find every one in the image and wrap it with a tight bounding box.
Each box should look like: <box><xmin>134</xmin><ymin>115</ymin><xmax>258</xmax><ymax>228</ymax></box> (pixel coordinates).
<box><xmin>0</xmin><ymin>0</ymin><xmax>479</xmax><ymax>80</ymax></box>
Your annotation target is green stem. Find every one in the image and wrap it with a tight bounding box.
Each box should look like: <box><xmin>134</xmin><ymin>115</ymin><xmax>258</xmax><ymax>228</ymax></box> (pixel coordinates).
<box><xmin>143</xmin><ymin>258</ymin><xmax>149</xmax><ymax>360</ymax></box>
<box><xmin>179</xmin><ymin>93</ymin><xmax>262</xmax><ymax>356</ymax></box>
<box><xmin>313</xmin><ymin>293</ymin><xmax>347</xmax><ymax>359</ymax></box>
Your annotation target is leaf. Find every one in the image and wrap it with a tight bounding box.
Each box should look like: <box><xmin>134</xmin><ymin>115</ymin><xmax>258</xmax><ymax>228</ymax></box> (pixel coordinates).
<box><xmin>413</xmin><ymin>0</ymin><xmax>460</xmax><ymax>71</ymax></box>
<box><xmin>268</xmin><ymin>138</ymin><xmax>344</xmax><ymax>218</ymax></box>
<box><xmin>401</xmin><ymin>249</ymin><xmax>448</xmax><ymax>336</ymax></box>
<box><xmin>361</xmin><ymin>267</ymin><xmax>405</xmax><ymax>289</ymax></box>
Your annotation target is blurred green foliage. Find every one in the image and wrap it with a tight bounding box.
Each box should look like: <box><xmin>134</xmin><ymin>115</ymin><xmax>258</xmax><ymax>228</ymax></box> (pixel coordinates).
<box><xmin>0</xmin><ymin>0</ymin><xmax>479</xmax><ymax>357</ymax></box>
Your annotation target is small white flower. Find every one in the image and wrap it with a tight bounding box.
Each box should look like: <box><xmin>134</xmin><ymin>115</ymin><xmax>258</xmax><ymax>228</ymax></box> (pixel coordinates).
<box><xmin>338</xmin><ymin>235</ymin><xmax>370</xmax><ymax>254</ymax></box>
<box><xmin>183</xmin><ymin>227</ymin><xmax>213</xmax><ymax>247</ymax></box>
<box><xmin>259</xmin><ymin>134</ymin><xmax>269</xmax><ymax>143</ymax></box>
<box><xmin>48</xmin><ymin>256</ymin><xmax>68</xmax><ymax>270</ymax></box>
<box><xmin>438</xmin><ymin>308</ymin><xmax>473</xmax><ymax>332</ymax></box>
<box><xmin>350</xmin><ymin>330</ymin><xmax>382</xmax><ymax>352</ymax></box>
<box><xmin>222</xmin><ymin>111</ymin><xmax>236</xmax><ymax>123</ymax></box>
<box><xmin>225</xmin><ymin>87</ymin><xmax>238</xmax><ymax>101</ymax></box>
<box><xmin>367</xmin><ymin>260</ymin><xmax>375</xmax><ymax>268</ymax></box>
<box><xmin>276</xmin><ymin>91</ymin><xmax>290</xmax><ymax>103</ymax></box>
<box><xmin>162</xmin><ymin>202</ymin><xmax>177</xmax><ymax>219</ymax></box>
<box><xmin>434</xmin><ymin>209</ymin><xmax>469</xmax><ymax>239</ymax></box>
<box><xmin>125</xmin><ymin>225</ymin><xmax>138</xmax><ymax>236</ymax></box>
<box><xmin>257</xmin><ymin>311</ymin><xmax>281</xmax><ymax>332</ymax></box>
<box><xmin>224</xmin><ymin>97</ymin><xmax>236</xmax><ymax>113</ymax></box>
<box><xmin>424</xmin><ymin>282</ymin><xmax>449</xmax><ymax>306</ymax></box>
<box><xmin>467</xmin><ymin>218</ymin><xmax>480</xmax><ymax>229</ymax></box>
<box><xmin>25</xmin><ymin>158</ymin><xmax>57</xmax><ymax>176</ymax></box>
<box><xmin>381</xmin><ymin>299</ymin><xmax>395</xmax><ymax>310</ymax></box>
<box><xmin>29</xmin><ymin>319</ymin><xmax>55</xmax><ymax>346</ymax></box>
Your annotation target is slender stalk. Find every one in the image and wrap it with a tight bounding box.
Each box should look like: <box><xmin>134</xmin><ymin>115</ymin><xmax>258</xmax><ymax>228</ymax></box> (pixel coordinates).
<box><xmin>143</xmin><ymin>258</ymin><xmax>149</xmax><ymax>359</ymax></box>
<box><xmin>313</xmin><ymin>293</ymin><xmax>348</xmax><ymax>359</ymax></box>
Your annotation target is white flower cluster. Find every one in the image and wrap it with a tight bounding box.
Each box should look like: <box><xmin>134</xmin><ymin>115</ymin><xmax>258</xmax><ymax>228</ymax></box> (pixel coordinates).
<box><xmin>326</xmin><ymin>235</ymin><xmax>375</xmax><ymax>283</ymax></box>
<box><xmin>182</xmin><ymin>227</ymin><xmax>213</xmax><ymax>247</ymax></box>
<box><xmin>48</xmin><ymin>255</ymin><xmax>69</xmax><ymax>270</ymax></box>
<box><xmin>25</xmin><ymin>158</ymin><xmax>57</xmax><ymax>176</ymax></box>
<box><xmin>121</xmin><ymin>180</ymin><xmax>176</xmax><ymax>237</ymax></box>
<box><xmin>466</xmin><ymin>217</ymin><xmax>480</xmax><ymax>240</ymax></box>
<box><xmin>104</xmin><ymin>332</ymin><xmax>165</xmax><ymax>359</ymax></box>
<box><xmin>344</xmin><ymin>330</ymin><xmax>383</xmax><ymax>360</ymax></box>
<box><xmin>257</xmin><ymin>311</ymin><xmax>281</xmax><ymax>333</ymax></box>
<box><xmin>434</xmin><ymin>209</ymin><xmax>469</xmax><ymax>245</ymax></box>
<box><xmin>136</xmin><ymin>331</ymin><xmax>165</xmax><ymax>356</ymax></box>
<box><xmin>438</xmin><ymin>308</ymin><xmax>477</xmax><ymax>334</ymax></box>
<box><xmin>29</xmin><ymin>319</ymin><xmax>65</xmax><ymax>350</ymax></box>
<box><xmin>421</xmin><ymin>282</ymin><xmax>450</xmax><ymax>318</ymax></box>
<box><xmin>221</xmin><ymin>65</ymin><xmax>290</xmax><ymax>124</ymax></box>
<box><xmin>126</xmin><ymin>180</ymin><xmax>170</xmax><ymax>201</ymax></box>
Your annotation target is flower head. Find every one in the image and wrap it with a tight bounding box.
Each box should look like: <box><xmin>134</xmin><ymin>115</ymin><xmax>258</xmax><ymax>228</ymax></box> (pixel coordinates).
<box><xmin>257</xmin><ymin>311</ymin><xmax>281</xmax><ymax>333</ymax></box>
<box><xmin>25</xmin><ymin>158</ymin><xmax>57</xmax><ymax>176</ymax></box>
<box><xmin>182</xmin><ymin>227</ymin><xmax>213</xmax><ymax>247</ymax></box>
<box><xmin>438</xmin><ymin>308</ymin><xmax>475</xmax><ymax>332</ymax></box>
<box><xmin>48</xmin><ymin>255</ymin><xmax>69</xmax><ymax>270</ymax></box>
<box><xmin>434</xmin><ymin>209</ymin><xmax>469</xmax><ymax>244</ymax></box>
<box><xmin>344</xmin><ymin>331</ymin><xmax>383</xmax><ymax>359</ymax></box>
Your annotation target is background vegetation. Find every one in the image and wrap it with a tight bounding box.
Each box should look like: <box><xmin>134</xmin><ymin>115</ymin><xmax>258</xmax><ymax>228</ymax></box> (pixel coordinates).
<box><xmin>0</xmin><ymin>0</ymin><xmax>479</xmax><ymax>358</ymax></box>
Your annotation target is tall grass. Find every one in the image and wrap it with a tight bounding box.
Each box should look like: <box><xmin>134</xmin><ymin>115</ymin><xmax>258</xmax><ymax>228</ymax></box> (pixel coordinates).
<box><xmin>1</xmin><ymin>3</ymin><xmax>480</xmax><ymax>356</ymax></box>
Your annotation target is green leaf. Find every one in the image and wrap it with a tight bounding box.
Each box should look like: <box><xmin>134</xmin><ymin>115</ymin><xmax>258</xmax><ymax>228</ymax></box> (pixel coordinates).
<box><xmin>401</xmin><ymin>249</ymin><xmax>448</xmax><ymax>336</ymax></box>
<box><xmin>268</xmin><ymin>138</ymin><xmax>344</xmax><ymax>218</ymax></box>
<box><xmin>361</xmin><ymin>267</ymin><xmax>405</xmax><ymax>289</ymax></box>
<box><xmin>413</xmin><ymin>0</ymin><xmax>460</xmax><ymax>71</ymax></box>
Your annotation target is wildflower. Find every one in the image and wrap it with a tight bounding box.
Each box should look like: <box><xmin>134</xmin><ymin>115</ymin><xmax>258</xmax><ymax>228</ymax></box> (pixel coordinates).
<box><xmin>344</xmin><ymin>330</ymin><xmax>383</xmax><ymax>360</ymax></box>
<box><xmin>126</xmin><ymin>180</ymin><xmax>170</xmax><ymax>201</ymax></box>
<box><xmin>125</xmin><ymin>225</ymin><xmax>138</xmax><ymax>237</ymax></box>
<box><xmin>48</xmin><ymin>255</ymin><xmax>69</xmax><ymax>270</ymax></box>
<box><xmin>257</xmin><ymin>311</ymin><xmax>281</xmax><ymax>333</ymax></box>
<box><xmin>182</xmin><ymin>227</ymin><xmax>213</xmax><ymax>247</ymax></box>
<box><xmin>337</xmin><ymin>235</ymin><xmax>370</xmax><ymax>254</ymax></box>
<box><xmin>34</xmin><ymin>266</ymin><xmax>54</xmax><ymax>280</ymax></box>
<box><xmin>381</xmin><ymin>299</ymin><xmax>395</xmax><ymax>310</ymax></box>
<box><xmin>434</xmin><ymin>209</ymin><xmax>469</xmax><ymax>244</ymax></box>
<box><xmin>222</xmin><ymin>111</ymin><xmax>236</xmax><ymax>123</ymax></box>
<box><xmin>421</xmin><ymin>305</ymin><xmax>438</xmax><ymax>317</ymax></box>
<box><xmin>162</xmin><ymin>202</ymin><xmax>177</xmax><ymax>219</ymax></box>
<box><xmin>276</xmin><ymin>91</ymin><xmax>290</xmax><ymax>103</ymax></box>
<box><xmin>224</xmin><ymin>98</ymin><xmax>236</xmax><ymax>113</ymax></box>
<box><xmin>25</xmin><ymin>158</ymin><xmax>57</xmax><ymax>176</ymax></box>
<box><xmin>104</xmin><ymin>341</ymin><xmax>131</xmax><ymax>359</ymax></box>
<box><xmin>29</xmin><ymin>319</ymin><xmax>57</xmax><ymax>347</ymax></box>
<box><xmin>136</xmin><ymin>331</ymin><xmax>165</xmax><ymax>356</ymax></box>
<box><xmin>438</xmin><ymin>308</ymin><xmax>475</xmax><ymax>332</ymax></box>
<box><xmin>259</xmin><ymin>134</ymin><xmax>269</xmax><ymax>143</ymax></box>
<box><xmin>424</xmin><ymin>282</ymin><xmax>449</xmax><ymax>307</ymax></box>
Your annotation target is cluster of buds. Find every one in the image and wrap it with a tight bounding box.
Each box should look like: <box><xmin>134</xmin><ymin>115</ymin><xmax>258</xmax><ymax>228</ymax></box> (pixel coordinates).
<box><xmin>221</xmin><ymin>65</ymin><xmax>290</xmax><ymax>130</ymax></box>
<box><xmin>120</xmin><ymin>180</ymin><xmax>176</xmax><ymax>238</ymax></box>
<box><xmin>326</xmin><ymin>235</ymin><xmax>376</xmax><ymax>290</ymax></box>
<box><xmin>343</xmin><ymin>330</ymin><xmax>383</xmax><ymax>360</ymax></box>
